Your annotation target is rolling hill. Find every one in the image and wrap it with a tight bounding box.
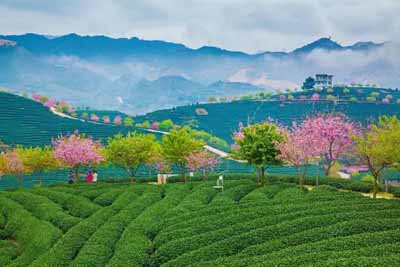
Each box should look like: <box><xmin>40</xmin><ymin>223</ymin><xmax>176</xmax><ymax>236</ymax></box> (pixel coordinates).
<box><xmin>0</xmin><ymin>179</ymin><xmax>399</xmax><ymax>267</ymax></box>
<box><xmin>135</xmin><ymin>86</ymin><xmax>400</xmax><ymax>142</ymax></box>
<box><xmin>0</xmin><ymin>91</ymin><xmax>145</xmax><ymax>147</ymax></box>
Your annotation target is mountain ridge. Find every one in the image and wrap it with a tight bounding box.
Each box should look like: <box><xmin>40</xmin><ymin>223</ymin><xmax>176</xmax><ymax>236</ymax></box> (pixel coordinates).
<box><xmin>0</xmin><ymin>33</ymin><xmax>383</xmax><ymax>57</ymax></box>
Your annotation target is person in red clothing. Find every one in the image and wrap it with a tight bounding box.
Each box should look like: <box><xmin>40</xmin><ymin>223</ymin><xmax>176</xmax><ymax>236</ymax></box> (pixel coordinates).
<box><xmin>86</xmin><ymin>170</ymin><xmax>93</xmax><ymax>184</ymax></box>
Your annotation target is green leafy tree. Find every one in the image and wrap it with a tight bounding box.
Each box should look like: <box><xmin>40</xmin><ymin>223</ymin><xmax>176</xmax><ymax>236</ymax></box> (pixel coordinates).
<box><xmin>16</xmin><ymin>146</ymin><xmax>59</xmax><ymax>185</ymax></box>
<box><xmin>142</xmin><ymin>120</ymin><xmax>151</xmax><ymax>129</ymax></box>
<box><xmin>161</xmin><ymin>127</ymin><xmax>204</xmax><ymax>182</ymax></box>
<box><xmin>232</xmin><ymin>123</ymin><xmax>283</xmax><ymax>184</ymax></box>
<box><xmin>81</xmin><ymin>112</ymin><xmax>89</xmax><ymax>120</ymax></box>
<box><xmin>208</xmin><ymin>96</ymin><xmax>217</xmax><ymax>102</ymax></box>
<box><xmin>105</xmin><ymin>133</ymin><xmax>159</xmax><ymax>183</ymax></box>
<box><xmin>354</xmin><ymin>116</ymin><xmax>400</xmax><ymax>198</ymax></box>
<box><xmin>326</xmin><ymin>94</ymin><xmax>336</xmax><ymax>101</ymax></box>
<box><xmin>302</xmin><ymin>77</ymin><xmax>315</xmax><ymax>90</ymax></box>
<box><xmin>124</xmin><ymin>117</ymin><xmax>134</xmax><ymax>127</ymax></box>
<box><xmin>158</xmin><ymin>119</ymin><xmax>174</xmax><ymax>131</ymax></box>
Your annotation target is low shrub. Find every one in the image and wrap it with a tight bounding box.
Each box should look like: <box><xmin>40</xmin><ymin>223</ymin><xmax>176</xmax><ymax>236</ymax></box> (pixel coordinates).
<box><xmin>33</xmin><ymin>188</ymin><xmax>101</xmax><ymax>218</ymax></box>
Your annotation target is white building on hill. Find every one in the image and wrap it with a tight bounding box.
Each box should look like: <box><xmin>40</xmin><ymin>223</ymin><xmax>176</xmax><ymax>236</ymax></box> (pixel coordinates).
<box><xmin>315</xmin><ymin>74</ymin><xmax>333</xmax><ymax>88</ymax></box>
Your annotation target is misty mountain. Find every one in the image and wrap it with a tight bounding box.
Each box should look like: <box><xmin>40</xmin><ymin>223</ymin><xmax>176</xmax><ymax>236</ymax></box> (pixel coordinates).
<box><xmin>0</xmin><ymin>34</ymin><xmax>398</xmax><ymax>114</ymax></box>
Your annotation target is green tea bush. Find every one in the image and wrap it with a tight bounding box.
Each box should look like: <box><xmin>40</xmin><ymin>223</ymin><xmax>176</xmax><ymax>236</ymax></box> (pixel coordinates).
<box><xmin>0</xmin><ymin>197</ymin><xmax>61</xmax><ymax>267</ymax></box>
<box><xmin>6</xmin><ymin>191</ymin><xmax>81</xmax><ymax>232</ymax></box>
<box><xmin>34</xmin><ymin>188</ymin><xmax>101</xmax><ymax>218</ymax></box>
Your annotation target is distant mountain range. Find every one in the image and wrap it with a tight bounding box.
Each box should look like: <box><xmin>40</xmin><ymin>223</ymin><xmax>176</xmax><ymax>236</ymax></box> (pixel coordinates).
<box><xmin>0</xmin><ymin>33</ymin><xmax>398</xmax><ymax>114</ymax></box>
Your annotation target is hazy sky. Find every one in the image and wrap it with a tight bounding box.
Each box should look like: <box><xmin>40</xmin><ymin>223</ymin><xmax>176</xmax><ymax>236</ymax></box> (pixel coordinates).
<box><xmin>0</xmin><ymin>0</ymin><xmax>399</xmax><ymax>53</ymax></box>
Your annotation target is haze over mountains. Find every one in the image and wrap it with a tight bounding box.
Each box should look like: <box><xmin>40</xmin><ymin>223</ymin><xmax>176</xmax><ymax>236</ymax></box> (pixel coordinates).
<box><xmin>0</xmin><ymin>33</ymin><xmax>398</xmax><ymax>114</ymax></box>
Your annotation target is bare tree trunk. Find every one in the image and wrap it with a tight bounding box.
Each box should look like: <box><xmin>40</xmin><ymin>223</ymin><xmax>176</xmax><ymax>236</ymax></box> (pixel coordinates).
<box><xmin>373</xmin><ymin>175</ymin><xmax>379</xmax><ymax>199</ymax></box>
<box><xmin>17</xmin><ymin>175</ymin><xmax>23</xmax><ymax>188</ymax></box>
<box><xmin>261</xmin><ymin>166</ymin><xmax>266</xmax><ymax>185</ymax></box>
<box><xmin>74</xmin><ymin>167</ymin><xmax>80</xmax><ymax>183</ymax></box>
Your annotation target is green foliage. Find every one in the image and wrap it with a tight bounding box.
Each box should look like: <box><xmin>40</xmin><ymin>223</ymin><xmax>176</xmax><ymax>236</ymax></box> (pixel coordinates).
<box><xmin>162</xmin><ymin>127</ymin><xmax>204</xmax><ymax>180</ymax></box>
<box><xmin>105</xmin><ymin>133</ymin><xmax>160</xmax><ymax>180</ymax></box>
<box><xmin>326</xmin><ymin>94</ymin><xmax>336</xmax><ymax>101</ymax></box>
<box><xmin>158</xmin><ymin>119</ymin><xmax>174</xmax><ymax>131</ymax></box>
<box><xmin>207</xmin><ymin>96</ymin><xmax>217</xmax><ymax>102</ymax></box>
<box><xmin>354</xmin><ymin>115</ymin><xmax>400</xmax><ymax>197</ymax></box>
<box><xmin>16</xmin><ymin>146</ymin><xmax>59</xmax><ymax>185</ymax></box>
<box><xmin>2</xmin><ymin>179</ymin><xmax>400</xmax><ymax>267</ymax></box>
<box><xmin>232</xmin><ymin>123</ymin><xmax>283</xmax><ymax>183</ymax></box>
<box><xmin>123</xmin><ymin>117</ymin><xmax>134</xmax><ymax>127</ymax></box>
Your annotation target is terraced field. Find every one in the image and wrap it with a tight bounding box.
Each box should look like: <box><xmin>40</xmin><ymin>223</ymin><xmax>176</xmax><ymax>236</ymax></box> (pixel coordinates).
<box><xmin>0</xmin><ymin>179</ymin><xmax>399</xmax><ymax>267</ymax></box>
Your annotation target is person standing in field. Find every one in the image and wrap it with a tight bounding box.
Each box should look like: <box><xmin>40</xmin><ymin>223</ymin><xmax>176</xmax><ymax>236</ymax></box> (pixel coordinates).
<box><xmin>86</xmin><ymin>170</ymin><xmax>93</xmax><ymax>184</ymax></box>
<box><xmin>92</xmin><ymin>170</ymin><xmax>98</xmax><ymax>183</ymax></box>
<box><xmin>68</xmin><ymin>170</ymin><xmax>74</xmax><ymax>184</ymax></box>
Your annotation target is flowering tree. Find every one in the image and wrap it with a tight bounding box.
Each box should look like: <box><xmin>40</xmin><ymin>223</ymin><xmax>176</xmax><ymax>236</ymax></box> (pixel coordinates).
<box><xmin>300</xmin><ymin>114</ymin><xmax>358</xmax><ymax>176</ymax></box>
<box><xmin>43</xmin><ymin>99</ymin><xmax>57</xmax><ymax>108</ymax></box>
<box><xmin>114</xmin><ymin>115</ymin><xmax>122</xmax><ymax>125</ymax></box>
<box><xmin>185</xmin><ymin>151</ymin><xmax>220</xmax><ymax>180</ymax></box>
<box><xmin>102</xmin><ymin>116</ymin><xmax>110</xmax><ymax>124</ymax></box>
<box><xmin>382</xmin><ymin>98</ymin><xmax>390</xmax><ymax>104</ymax></box>
<box><xmin>0</xmin><ymin>151</ymin><xmax>26</xmax><ymax>187</ymax></box>
<box><xmin>32</xmin><ymin>93</ymin><xmax>42</xmax><ymax>102</ymax></box>
<box><xmin>277</xmin><ymin>124</ymin><xmax>318</xmax><ymax>188</ymax></box>
<box><xmin>311</xmin><ymin>93</ymin><xmax>320</xmax><ymax>101</ymax></box>
<box><xmin>53</xmin><ymin>133</ymin><xmax>104</xmax><ymax>182</ymax></box>
<box><xmin>90</xmin><ymin>114</ymin><xmax>100</xmax><ymax>122</ymax></box>
<box><xmin>151</xmin><ymin>122</ymin><xmax>159</xmax><ymax>130</ymax></box>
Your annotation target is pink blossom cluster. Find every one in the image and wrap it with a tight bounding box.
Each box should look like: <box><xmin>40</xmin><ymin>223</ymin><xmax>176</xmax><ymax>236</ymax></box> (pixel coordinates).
<box><xmin>382</xmin><ymin>98</ymin><xmax>390</xmax><ymax>104</ymax></box>
<box><xmin>44</xmin><ymin>99</ymin><xmax>57</xmax><ymax>108</ymax></box>
<box><xmin>278</xmin><ymin>114</ymin><xmax>359</xmax><ymax>175</ymax></box>
<box><xmin>298</xmin><ymin>114</ymin><xmax>359</xmax><ymax>162</ymax></box>
<box><xmin>103</xmin><ymin>117</ymin><xmax>110</xmax><ymax>124</ymax></box>
<box><xmin>52</xmin><ymin>133</ymin><xmax>104</xmax><ymax>167</ymax></box>
<box><xmin>233</xmin><ymin>122</ymin><xmax>245</xmax><ymax>140</ymax></box>
<box><xmin>279</xmin><ymin>95</ymin><xmax>286</xmax><ymax>101</ymax></box>
<box><xmin>185</xmin><ymin>151</ymin><xmax>220</xmax><ymax>173</ymax></box>
<box><xmin>113</xmin><ymin>116</ymin><xmax>122</xmax><ymax>125</ymax></box>
<box><xmin>311</xmin><ymin>93</ymin><xmax>320</xmax><ymax>101</ymax></box>
<box><xmin>32</xmin><ymin>93</ymin><xmax>42</xmax><ymax>102</ymax></box>
<box><xmin>90</xmin><ymin>114</ymin><xmax>100</xmax><ymax>122</ymax></box>
<box><xmin>151</xmin><ymin>122</ymin><xmax>159</xmax><ymax>130</ymax></box>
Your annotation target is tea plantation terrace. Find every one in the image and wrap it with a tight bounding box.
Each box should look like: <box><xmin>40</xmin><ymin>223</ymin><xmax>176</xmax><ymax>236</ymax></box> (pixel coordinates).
<box><xmin>0</xmin><ymin>179</ymin><xmax>399</xmax><ymax>267</ymax></box>
<box><xmin>0</xmin><ymin>92</ymin><xmax>151</xmax><ymax>147</ymax></box>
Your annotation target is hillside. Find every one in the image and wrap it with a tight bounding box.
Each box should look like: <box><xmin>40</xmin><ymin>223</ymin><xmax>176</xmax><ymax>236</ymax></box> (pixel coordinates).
<box><xmin>136</xmin><ymin>87</ymin><xmax>400</xmax><ymax>142</ymax></box>
<box><xmin>0</xmin><ymin>92</ymin><xmax>146</xmax><ymax>147</ymax></box>
<box><xmin>0</xmin><ymin>179</ymin><xmax>399</xmax><ymax>267</ymax></box>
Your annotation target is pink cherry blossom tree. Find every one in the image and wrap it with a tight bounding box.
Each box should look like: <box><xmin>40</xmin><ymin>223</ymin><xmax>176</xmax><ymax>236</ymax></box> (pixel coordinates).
<box><xmin>311</xmin><ymin>93</ymin><xmax>320</xmax><ymax>101</ymax></box>
<box><xmin>52</xmin><ymin>133</ymin><xmax>104</xmax><ymax>182</ymax></box>
<box><xmin>0</xmin><ymin>151</ymin><xmax>25</xmax><ymax>187</ymax></box>
<box><xmin>299</xmin><ymin>114</ymin><xmax>359</xmax><ymax>176</ymax></box>
<box><xmin>151</xmin><ymin>122</ymin><xmax>159</xmax><ymax>130</ymax></box>
<box><xmin>90</xmin><ymin>114</ymin><xmax>100</xmax><ymax>122</ymax></box>
<box><xmin>382</xmin><ymin>98</ymin><xmax>390</xmax><ymax>104</ymax></box>
<box><xmin>277</xmin><ymin>124</ymin><xmax>319</xmax><ymax>188</ymax></box>
<box><xmin>113</xmin><ymin>115</ymin><xmax>122</xmax><ymax>125</ymax></box>
<box><xmin>43</xmin><ymin>99</ymin><xmax>57</xmax><ymax>108</ymax></box>
<box><xmin>32</xmin><ymin>93</ymin><xmax>42</xmax><ymax>102</ymax></box>
<box><xmin>185</xmin><ymin>151</ymin><xmax>220</xmax><ymax>180</ymax></box>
